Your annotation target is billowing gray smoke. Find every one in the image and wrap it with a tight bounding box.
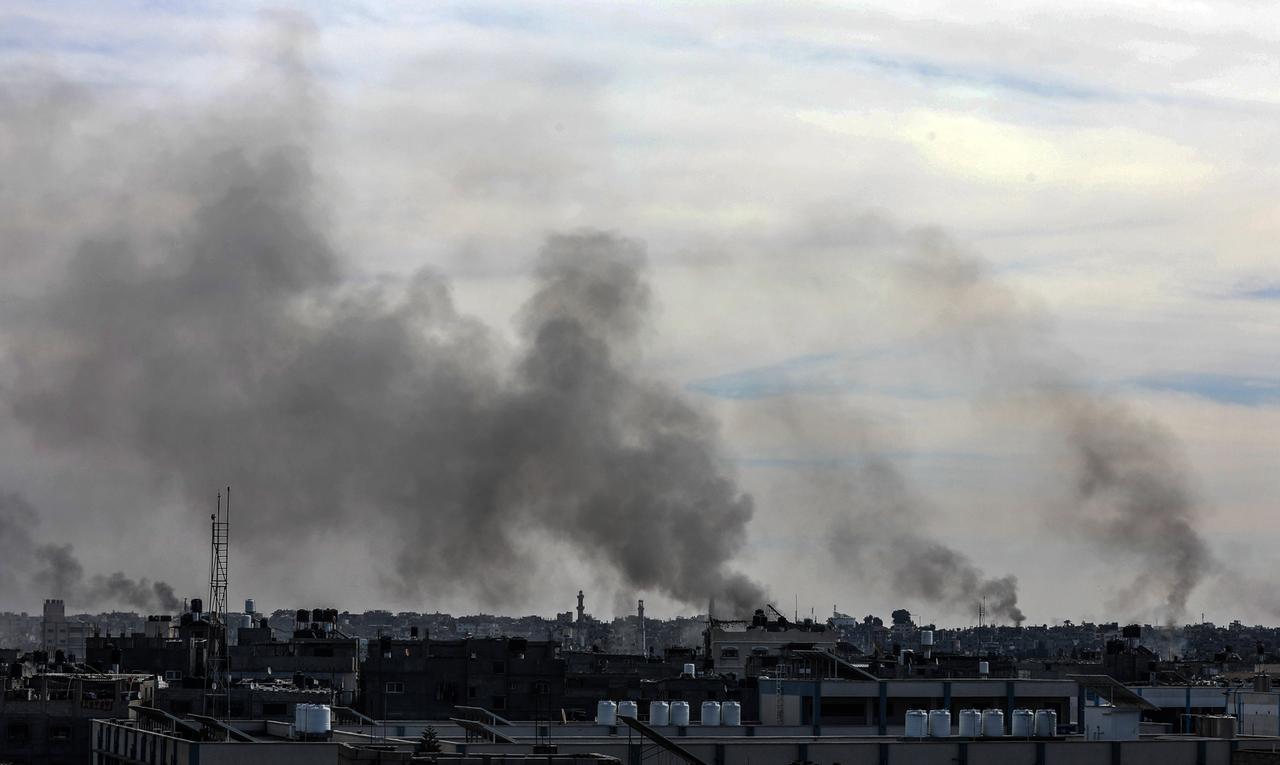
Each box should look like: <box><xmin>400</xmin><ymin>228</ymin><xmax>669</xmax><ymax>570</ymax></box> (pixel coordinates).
<box><xmin>897</xmin><ymin>230</ymin><xmax>1211</xmax><ymax>620</ymax></box>
<box><xmin>825</xmin><ymin>454</ymin><xmax>1026</xmax><ymax>625</ymax></box>
<box><xmin>0</xmin><ymin>492</ymin><xmax>181</xmax><ymax>611</ymax></box>
<box><xmin>0</xmin><ymin>59</ymin><xmax>762</xmax><ymax>615</ymax></box>
<box><xmin>35</xmin><ymin>545</ymin><xmax>183</xmax><ymax>613</ymax></box>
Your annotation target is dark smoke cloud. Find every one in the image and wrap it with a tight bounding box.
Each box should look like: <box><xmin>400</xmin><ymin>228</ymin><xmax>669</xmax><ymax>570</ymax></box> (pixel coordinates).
<box><xmin>896</xmin><ymin>230</ymin><xmax>1211</xmax><ymax>621</ymax></box>
<box><xmin>0</xmin><ymin>493</ymin><xmax>182</xmax><ymax>611</ymax></box>
<box><xmin>35</xmin><ymin>539</ymin><xmax>184</xmax><ymax>612</ymax></box>
<box><xmin>0</xmin><ymin>492</ymin><xmax>39</xmax><ymax>590</ymax></box>
<box><xmin>0</xmin><ymin>37</ymin><xmax>763</xmax><ymax>615</ymax></box>
<box><xmin>825</xmin><ymin>454</ymin><xmax>1025</xmax><ymax>625</ymax></box>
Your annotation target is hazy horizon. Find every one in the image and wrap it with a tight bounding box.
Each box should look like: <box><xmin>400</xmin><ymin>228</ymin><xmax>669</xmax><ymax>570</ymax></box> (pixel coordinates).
<box><xmin>1</xmin><ymin>1</ymin><xmax>1277</xmax><ymax>626</ymax></box>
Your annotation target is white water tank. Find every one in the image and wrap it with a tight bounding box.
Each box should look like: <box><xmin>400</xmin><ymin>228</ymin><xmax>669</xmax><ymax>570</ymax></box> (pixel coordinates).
<box><xmin>596</xmin><ymin>700</ymin><xmax>618</xmax><ymax>726</ymax></box>
<box><xmin>1034</xmin><ymin>709</ymin><xmax>1057</xmax><ymax>737</ymax></box>
<box><xmin>701</xmin><ymin>701</ymin><xmax>721</xmax><ymax>726</ymax></box>
<box><xmin>958</xmin><ymin>709</ymin><xmax>981</xmax><ymax>737</ymax></box>
<box><xmin>981</xmin><ymin>709</ymin><xmax>1005</xmax><ymax>737</ymax></box>
<box><xmin>294</xmin><ymin>703</ymin><xmax>310</xmax><ymax>734</ymax></box>
<box><xmin>1011</xmin><ymin>709</ymin><xmax>1034</xmax><ymax>737</ymax></box>
<box><xmin>618</xmin><ymin>700</ymin><xmax>638</xmax><ymax>720</ymax></box>
<box><xmin>683</xmin><ymin>663</ymin><xmax>697</xmax><ymax>677</ymax></box>
<box><xmin>722</xmin><ymin>701</ymin><xmax>742</xmax><ymax>726</ymax></box>
<box><xmin>978</xmin><ymin>661</ymin><xmax>990</xmax><ymax>676</ymax></box>
<box><xmin>928</xmin><ymin>710</ymin><xmax>951</xmax><ymax>737</ymax></box>
<box><xmin>905</xmin><ymin>710</ymin><xmax>928</xmax><ymax>738</ymax></box>
<box><xmin>649</xmin><ymin>701</ymin><xmax>670</xmax><ymax>726</ymax></box>
<box><xmin>307</xmin><ymin>704</ymin><xmax>331</xmax><ymax>736</ymax></box>
<box><xmin>671</xmin><ymin>701</ymin><xmax>690</xmax><ymax>726</ymax></box>
<box><xmin>920</xmin><ymin>630</ymin><xmax>934</xmax><ymax>646</ymax></box>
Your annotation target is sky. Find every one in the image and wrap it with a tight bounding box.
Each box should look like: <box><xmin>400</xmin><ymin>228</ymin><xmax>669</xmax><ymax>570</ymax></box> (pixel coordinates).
<box><xmin>0</xmin><ymin>0</ymin><xmax>1277</xmax><ymax>625</ymax></box>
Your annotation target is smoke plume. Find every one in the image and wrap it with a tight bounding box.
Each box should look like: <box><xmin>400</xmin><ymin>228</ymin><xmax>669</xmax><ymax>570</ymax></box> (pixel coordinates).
<box><xmin>896</xmin><ymin>230</ymin><xmax>1211</xmax><ymax>620</ymax></box>
<box><xmin>825</xmin><ymin>454</ymin><xmax>1026</xmax><ymax>625</ymax></box>
<box><xmin>0</xmin><ymin>492</ymin><xmax>182</xmax><ymax>611</ymax></box>
<box><xmin>0</xmin><ymin>41</ymin><xmax>763</xmax><ymax>615</ymax></box>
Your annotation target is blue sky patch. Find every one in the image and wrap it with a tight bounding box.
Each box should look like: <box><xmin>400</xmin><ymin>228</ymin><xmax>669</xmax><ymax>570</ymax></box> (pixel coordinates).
<box><xmin>1132</xmin><ymin>373</ymin><xmax>1280</xmax><ymax>406</ymax></box>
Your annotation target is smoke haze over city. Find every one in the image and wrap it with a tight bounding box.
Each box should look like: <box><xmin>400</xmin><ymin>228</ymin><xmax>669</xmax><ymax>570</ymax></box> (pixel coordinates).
<box><xmin>0</xmin><ymin>2</ymin><xmax>1277</xmax><ymax>626</ymax></box>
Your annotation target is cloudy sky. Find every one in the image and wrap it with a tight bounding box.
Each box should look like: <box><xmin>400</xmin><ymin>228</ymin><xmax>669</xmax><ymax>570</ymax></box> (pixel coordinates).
<box><xmin>1</xmin><ymin>0</ymin><xmax>1277</xmax><ymax>625</ymax></box>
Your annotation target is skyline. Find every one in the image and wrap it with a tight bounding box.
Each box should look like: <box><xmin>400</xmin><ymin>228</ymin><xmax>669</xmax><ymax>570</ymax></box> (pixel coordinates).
<box><xmin>0</xmin><ymin>1</ymin><xmax>1276</xmax><ymax>624</ymax></box>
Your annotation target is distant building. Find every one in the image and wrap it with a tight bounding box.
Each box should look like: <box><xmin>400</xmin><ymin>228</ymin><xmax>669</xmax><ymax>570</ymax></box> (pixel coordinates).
<box><xmin>707</xmin><ymin>609</ymin><xmax>837</xmax><ymax>678</ymax></box>
<box><xmin>41</xmin><ymin>600</ymin><xmax>89</xmax><ymax>661</ymax></box>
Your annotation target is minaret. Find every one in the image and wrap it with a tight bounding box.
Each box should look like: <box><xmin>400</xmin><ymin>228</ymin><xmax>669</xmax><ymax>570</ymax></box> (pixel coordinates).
<box><xmin>576</xmin><ymin>590</ymin><xmax>586</xmax><ymax>648</ymax></box>
<box><xmin>638</xmin><ymin>599</ymin><xmax>646</xmax><ymax>656</ymax></box>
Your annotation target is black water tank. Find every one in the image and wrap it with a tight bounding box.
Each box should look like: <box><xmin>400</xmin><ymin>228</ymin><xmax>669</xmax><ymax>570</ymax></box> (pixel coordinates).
<box><xmin>410</xmin><ymin>626</ymin><xmax>419</xmax><ymax>639</ymax></box>
<box><xmin>311</xmin><ymin>608</ymin><xmax>324</xmax><ymax>623</ymax></box>
<box><xmin>296</xmin><ymin>609</ymin><xmax>309</xmax><ymax>623</ymax></box>
<box><xmin>191</xmin><ymin>598</ymin><xmax>203</xmax><ymax>613</ymax></box>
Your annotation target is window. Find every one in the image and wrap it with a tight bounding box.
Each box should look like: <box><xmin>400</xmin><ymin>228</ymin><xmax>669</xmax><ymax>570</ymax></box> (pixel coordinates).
<box><xmin>385</xmin><ymin>682</ymin><xmax>405</xmax><ymax>694</ymax></box>
<box><xmin>532</xmin><ymin>680</ymin><xmax>551</xmax><ymax>695</ymax></box>
<box><xmin>164</xmin><ymin>670</ymin><xmax>181</xmax><ymax>680</ymax></box>
<box><xmin>7</xmin><ymin>722</ymin><xmax>30</xmax><ymax>742</ymax></box>
<box><xmin>492</xmin><ymin>661</ymin><xmax>506</xmax><ymax>674</ymax></box>
<box><xmin>491</xmin><ymin>696</ymin><xmax>506</xmax><ymax>710</ymax></box>
<box><xmin>719</xmin><ymin>647</ymin><xmax>739</xmax><ymax>659</ymax></box>
<box><xmin>49</xmin><ymin>725</ymin><xmax>72</xmax><ymax>741</ymax></box>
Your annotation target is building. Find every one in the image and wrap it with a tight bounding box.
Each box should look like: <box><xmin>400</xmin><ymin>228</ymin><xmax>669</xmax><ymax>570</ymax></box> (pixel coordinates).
<box><xmin>360</xmin><ymin>636</ymin><xmax>565</xmax><ymax>720</ymax></box>
<box><xmin>229</xmin><ymin>621</ymin><xmax>360</xmax><ymax>705</ymax></box>
<box><xmin>0</xmin><ymin>670</ymin><xmax>148</xmax><ymax>765</ymax></box>
<box><xmin>41</xmin><ymin>600</ymin><xmax>90</xmax><ymax>661</ymax></box>
<box><xmin>707</xmin><ymin>610</ymin><xmax>837</xmax><ymax>678</ymax></box>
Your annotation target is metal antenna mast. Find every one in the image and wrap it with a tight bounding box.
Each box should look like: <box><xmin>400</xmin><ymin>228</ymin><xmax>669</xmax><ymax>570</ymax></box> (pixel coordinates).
<box><xmin>208</xmin><ymin>487</ymin><xmax>230</xmax><ymax>716</ymax></box>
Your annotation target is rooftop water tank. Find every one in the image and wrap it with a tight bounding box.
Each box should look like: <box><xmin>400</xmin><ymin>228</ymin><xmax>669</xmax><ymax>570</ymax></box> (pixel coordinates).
<box><xmin>981</xmin><ymin>709</ymin><xmax>1005</xmax><ymax>737</ymax></box>
<box><xmin>1034</xmin><ymin>709</ymin><xmax>1057</xmax><ymax>737</ymax></box>
<box><xmin>1011</xmin><ymin>709</ymin><xmax>1034</xmax><ymax>737</ymax></box>
<box><xmin>596</xmin><ymin>700</ymin><xmax>617</xmax><ymax>726</ymax></box>
<box><xmin>618</xmin><ymin>701</ymin><xmax>638</xmax><ymax>720</ymax></box>
<box><xmin>928</xmin><ymin>709</ymin><xmax>951</xmax><ymax>737</ymax></box>
<box><xmin>701</xmin><ymin>701</ymin><xmax>721</xmax><ymax>726</ymax></box>
<box><xmin>722</xmin><ymin>701</ymin><xmax>742</xmax><ymax>727</ymax></box>
<box><xmin>670</xmin><ymin>701</ymin><xmax>690</xmax><ymax>727</ymax></box>
<box><xmin>307</xmin><ymin>704</ymin><xmax>331</xmax><ymax>736</ymax></box>
<box><xmin>905</xmin><ymin>710</ymin><xmax>928</xmax><ymax>738</ymax></box>
<box><xmin>244</xmin><ymin>598</ymin><xmax>255</xmax><ymax>615</ymax></box>
<box><xmin>294</xmin><ymin>703</ymin><xmax>310</xmax><ymax>734</ymax></box>
<box><xmin>683</xmin><ymin>663</ymin><xmax>697</xmax><ymax>678</ymax></box>
<box><xmin>920</xmin><ymin>630</ymin><xmax>934</xmax><ymax>646</ymax></box>
<box><xmin>978</xmin><ymin>660</ymin><xmax>990</xmax><ymax>676</ymax></box>
<box><xmin>958</xmin><ymin>709</ymin><xmax>981</xmax><ymax>737</ymax></box>
<box><xmin>649</xmin><ymin>701</ymin><xmax>670</xmax><ymax>726</ymax></box>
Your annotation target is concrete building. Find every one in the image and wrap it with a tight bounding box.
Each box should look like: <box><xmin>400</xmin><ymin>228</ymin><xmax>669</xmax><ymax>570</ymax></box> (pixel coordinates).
<box><xmin>707</xmin><ymin>610</ymin><xmax>837</xmax><ymax>677</ymax></box>
<box><xmin>229</xmin><ymin>627</ymin><xmax>360</xmax><ymax>705</ymax></box>
<box><xmin>1</xmin><ymin>671</ymin><xmax>148</xmax><ymax>765</ymax></box>
<box><xmin>41</xmin><ymin>600</ymin><xmax>90</xmax><ymax>661</ymax></box>
<box><xmin>360</xmin><ymin>636</ymin><xmax>564</xmax><ymax>720</ymax></box>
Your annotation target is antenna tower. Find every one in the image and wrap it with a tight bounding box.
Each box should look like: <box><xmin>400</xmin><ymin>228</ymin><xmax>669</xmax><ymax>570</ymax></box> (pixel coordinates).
<box><xmin>207</xmin><ymin>487</ymin><xmax>230</xmax><ymax>711</ymax></box>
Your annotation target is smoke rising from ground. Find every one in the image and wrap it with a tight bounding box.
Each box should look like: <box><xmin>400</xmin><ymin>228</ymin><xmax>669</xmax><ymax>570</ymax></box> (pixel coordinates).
<box><xmin>895</xmin><ymin>231</ymin><xmax>1211</xmax><ymax>621</ymax></box>
<box><xmin>0</xmin><ymin>492</ymin><xmax>181</xmax><ymax>611</ymax></box>
<box><xmin>0</xmin><ymin>37</ymin><xmax>762</xmax><ymax>616</ymax></box>
<box><xmin>823</xmin><ymin>453</ymin><xmax>1026</xmax><ymax>625</ymax></box>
